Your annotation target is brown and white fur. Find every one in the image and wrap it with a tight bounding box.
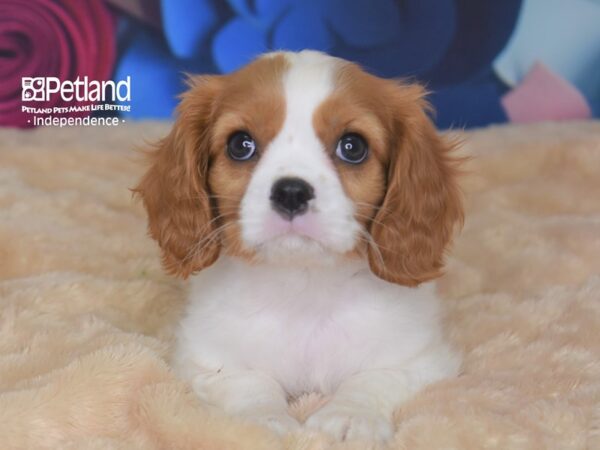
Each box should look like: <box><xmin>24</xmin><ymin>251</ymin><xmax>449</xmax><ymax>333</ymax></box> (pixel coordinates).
<box><xmin>134</xmin><ymin>50</ymin><xmax>464</xmax><ymax>442</ymax></box>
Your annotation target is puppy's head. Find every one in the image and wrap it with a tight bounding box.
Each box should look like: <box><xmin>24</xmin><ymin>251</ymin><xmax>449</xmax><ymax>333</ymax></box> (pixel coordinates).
<box><xmin>134</xmin><ymin>51</ymin><xmax>463</xmax><ymax>286</ymax></box>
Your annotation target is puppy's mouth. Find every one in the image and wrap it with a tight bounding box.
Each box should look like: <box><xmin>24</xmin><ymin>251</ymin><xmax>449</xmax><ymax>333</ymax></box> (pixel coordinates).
<box><xmin>262</xmin><ymin>212</ymin><xmax>323</xmax><ymax>242</ymax></box>
<box><xmin>243</xmin><ymin>212</ymin><xmax>335</xmax><ymax>261</ymax></box>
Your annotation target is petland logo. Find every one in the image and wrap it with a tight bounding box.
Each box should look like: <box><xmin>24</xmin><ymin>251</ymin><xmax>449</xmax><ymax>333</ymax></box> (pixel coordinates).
<box><xmin>22</xmin><ymin>76</ymin><xmax>131</xmax><ymax>102</ymax></box>
<box><xmin>21</xmin><ymin>76</ymin><xmax>132</xmax><ymax>127</ymax></box>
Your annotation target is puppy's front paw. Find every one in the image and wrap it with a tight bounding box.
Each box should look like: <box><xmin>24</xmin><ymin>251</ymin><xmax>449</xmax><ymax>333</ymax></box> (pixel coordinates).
<box><xmin>242</xmin><ymin>411</ymin><xmax>301</xmax><ymax>435</ymax></box>
<box><xmin>305</xmin><ymin>403</ymin><xmax>393</xmax><ymax>442</ymax></box>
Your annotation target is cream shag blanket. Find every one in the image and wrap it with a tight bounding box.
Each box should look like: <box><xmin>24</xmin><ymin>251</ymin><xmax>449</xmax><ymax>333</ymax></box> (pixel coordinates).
<box><xmin>1</xmin><ymin>121</ymin><xmax>600</xmax><ymax>450</ymax></box>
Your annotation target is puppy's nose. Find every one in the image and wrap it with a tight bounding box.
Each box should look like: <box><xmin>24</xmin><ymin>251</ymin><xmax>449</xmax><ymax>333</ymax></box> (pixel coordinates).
<box><xmin>270</xmin><ymin>177</ymin><xmax>314</xmax><ymax>220</ymax></box>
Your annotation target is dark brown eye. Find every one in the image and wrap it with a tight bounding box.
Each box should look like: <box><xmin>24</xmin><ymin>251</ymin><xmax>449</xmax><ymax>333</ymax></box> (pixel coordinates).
<box><xmin>227</xmin><ymin>131</ymin><xmax>256</xmax><ymax>161</ymax></box>
<box><xmin>336</xmin><ymin>133</ymin><xmax>368</xmax><ymax>164</ymax></box>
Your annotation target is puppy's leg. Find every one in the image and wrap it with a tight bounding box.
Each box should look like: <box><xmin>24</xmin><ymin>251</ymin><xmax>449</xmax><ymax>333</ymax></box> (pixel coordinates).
<box><xmin>191</xmin><ymin>368</ymin><xmax>300</xmax><ymax>435</ymax></box>
<box><xmin>306</xmin><ymin>346</ymin><xmax>459</xmax><ymax>441</ymax></box>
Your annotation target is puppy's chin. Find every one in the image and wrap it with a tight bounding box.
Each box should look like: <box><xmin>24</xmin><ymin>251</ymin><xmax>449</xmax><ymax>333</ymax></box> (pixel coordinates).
<box><xmin>251</xmin><ymin>234</ymin><xmax>343</xmax><ymax>266</ymax></box>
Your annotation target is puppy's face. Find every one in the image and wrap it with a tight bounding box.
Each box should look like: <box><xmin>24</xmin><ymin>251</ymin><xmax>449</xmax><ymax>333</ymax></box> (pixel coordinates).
<box><xmin>135</xmin><ymin>51</ymin><xmax>463</xmax><ymax>286</ymax></box>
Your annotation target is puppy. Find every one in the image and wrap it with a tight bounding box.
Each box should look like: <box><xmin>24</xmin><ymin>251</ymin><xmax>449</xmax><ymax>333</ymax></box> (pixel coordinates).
<box><xmin>135</xmin><ymin>50</ymin><xmax>463</xmax><ymax>442</ymax></box>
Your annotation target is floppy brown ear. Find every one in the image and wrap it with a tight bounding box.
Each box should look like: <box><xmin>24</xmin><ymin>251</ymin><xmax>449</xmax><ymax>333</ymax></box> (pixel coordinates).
<box><xmin>133</xmin><ymin>76</ymin><xmax>222</xmax><ymax>278</ymax></box>
<box><xmin>368</xmin><ymin>85</ymin><xmax>464</xmax><ymax>287</ymax></box>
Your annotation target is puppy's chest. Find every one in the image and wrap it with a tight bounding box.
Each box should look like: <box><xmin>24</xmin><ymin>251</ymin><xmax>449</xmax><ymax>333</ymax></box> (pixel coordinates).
<box><xmin>230</xmin><ymin>281</ymin><xmax>384</xmax><ymax>393</ymax></box>
<box><xmin>184</xmin><ymin>259</ymin><xmax>434</xmax><ymax>394</ymax></box>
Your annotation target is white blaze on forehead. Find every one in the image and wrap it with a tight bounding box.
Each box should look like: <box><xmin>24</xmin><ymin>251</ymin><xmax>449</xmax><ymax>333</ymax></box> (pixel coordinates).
<box><xmin>280</xmin><ymin>50</ymin><xmax>340</xmax><ymax>133</ymax></box>
<box><xmin>261</xmin><ymin>50</ymin><xmax>342</xmax><ymax>176</ymax></box>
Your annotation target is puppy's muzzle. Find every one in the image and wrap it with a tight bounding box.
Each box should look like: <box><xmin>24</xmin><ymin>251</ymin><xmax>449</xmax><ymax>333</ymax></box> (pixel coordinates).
<box><xmin>270</xmin><ymin>177</ymin><xmax>314</xmax><ymax>220</ymax></box>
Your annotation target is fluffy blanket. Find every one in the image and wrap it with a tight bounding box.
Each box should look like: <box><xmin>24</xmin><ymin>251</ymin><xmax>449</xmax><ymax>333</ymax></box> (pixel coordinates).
<box><xmin>1</xmin><ymin>121</ymin><xmax>599</xmax><ymax>450</ymax></box>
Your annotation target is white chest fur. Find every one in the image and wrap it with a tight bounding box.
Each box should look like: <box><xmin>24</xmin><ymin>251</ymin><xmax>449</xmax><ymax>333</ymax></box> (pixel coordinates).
<box><xmin>173</xmin><ymin>256</ymin><xmax>451</xmax><ymax>397</ymax></box>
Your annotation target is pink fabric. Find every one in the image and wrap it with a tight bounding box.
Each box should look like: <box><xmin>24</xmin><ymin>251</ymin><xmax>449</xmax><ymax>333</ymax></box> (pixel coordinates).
<box><xmin>501</xmin><ymin>61</ymin><xmax>592</xmax><ymax>124</ymax></box>
<box><xmin>0</xmin><ymin>0</ymin><xmax>116</xmax><ymax>128</ymax></box>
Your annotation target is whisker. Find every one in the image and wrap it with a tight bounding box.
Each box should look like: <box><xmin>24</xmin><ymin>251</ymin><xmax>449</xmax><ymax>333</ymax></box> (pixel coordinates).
<box><xmin>179</xmin><ymin>193</ymin><xmax>242</xmax><ymax>204</ymax></box>
<box><xmin>357</xmin><ymin>229</ymin><xmax>387</xmax><ymax>271</ymax></box>
<box><xmin>352</xmin><ymin>212</ymin><xmax>403</xmax><ymax>241</ymax></box>
<box><xmin>194</xmin><ymin>211</ymin><xmax>238</xmax><ymax>236</ymax></box>
<box><xmin>209</xmin><ymin>194</ymin><xmax>244</xmax><ymax>202</ymax></box>
<box><xmin>353</xmin><ymin>201</ymin><xmax>394</xmax><ymax>216</ymax></box>
<box><xmin>183</xmin><ymin>222</ymin><xmax>236</xmax><ymax>263</ymax></box>
<box><xmin>353</xmin><ymin>212</ymin><xmax>388</xmax><ymax>228</ymax></box>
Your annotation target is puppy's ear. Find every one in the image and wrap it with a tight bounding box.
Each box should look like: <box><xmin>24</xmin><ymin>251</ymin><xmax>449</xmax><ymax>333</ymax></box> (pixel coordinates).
<box><xmin>368</xmin><ymin>84</ymin><xmax>464</xmax><ymax>286</ymax></box>
<box><xmin>133</xmin><ymin>76</ymin><xmax>222</xmax><ymax>278</ymax></box>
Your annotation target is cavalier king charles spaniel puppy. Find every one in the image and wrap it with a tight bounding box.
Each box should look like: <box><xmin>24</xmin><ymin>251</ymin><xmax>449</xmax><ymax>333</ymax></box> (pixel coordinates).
<box><xmin>135</xmin><ymin>50</ymin><xmax>463</xmax><ymax>442</ymax></box>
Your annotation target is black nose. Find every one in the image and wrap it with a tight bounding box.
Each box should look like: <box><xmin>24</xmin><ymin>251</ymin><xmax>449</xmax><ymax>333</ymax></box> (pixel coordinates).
<box><xmin>270</xmin><ymin>177</ymin><xmax>315</xmax><ymax>220</ymax></box>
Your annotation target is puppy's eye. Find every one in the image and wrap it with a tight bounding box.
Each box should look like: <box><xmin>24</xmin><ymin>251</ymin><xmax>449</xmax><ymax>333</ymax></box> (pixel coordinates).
<box><xmin>335</xmin><ymin>133</ymin><xmax>368</xmax><ymax>164</ymax></box>
<box><xmin>227</xmin><ymin>131</ymin><xmax>257</xmax><ymax>161</ymax></box>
